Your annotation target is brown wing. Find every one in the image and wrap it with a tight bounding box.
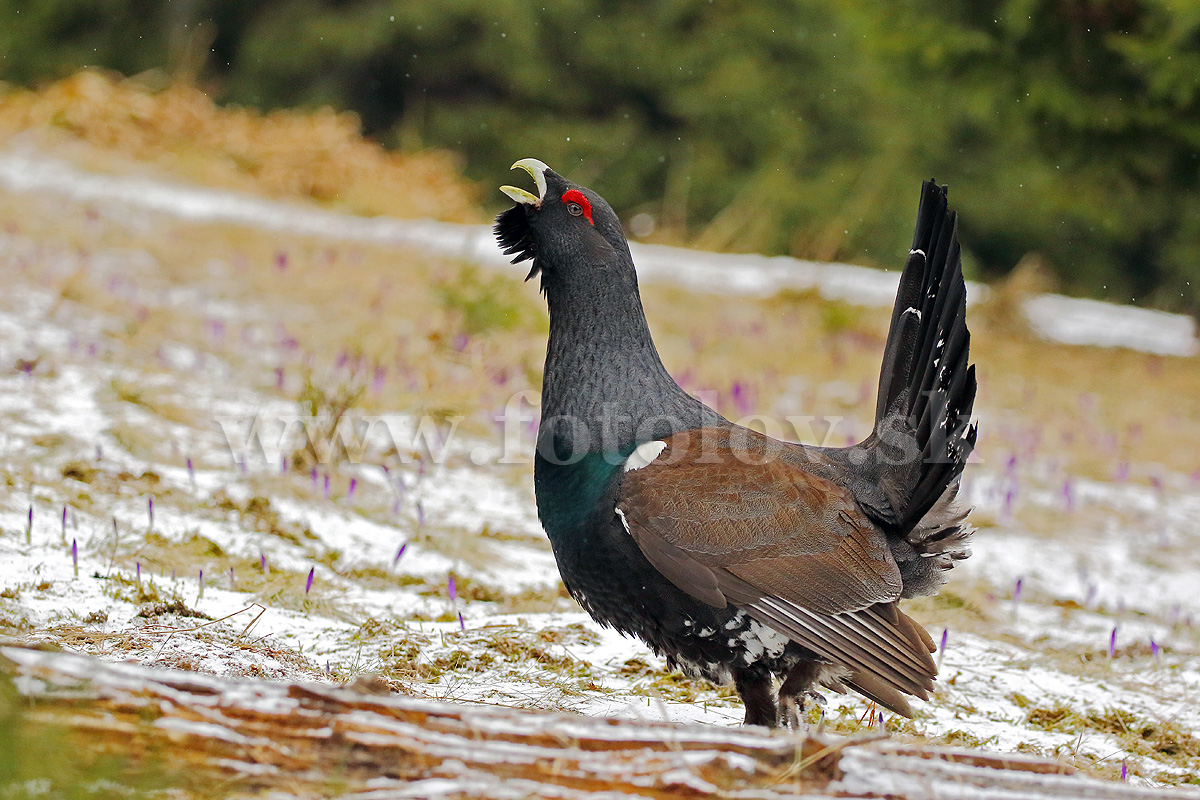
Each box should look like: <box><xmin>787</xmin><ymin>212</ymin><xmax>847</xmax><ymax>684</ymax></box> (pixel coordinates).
<box><xmin>617</xmin><ymin>426</ymin><xmax>937</xmax><ymax>715</ymax></box>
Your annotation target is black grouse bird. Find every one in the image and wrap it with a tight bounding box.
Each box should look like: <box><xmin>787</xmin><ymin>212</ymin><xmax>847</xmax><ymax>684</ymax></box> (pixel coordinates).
<box><xmin>494</xmin><ymin>159</ymin><xmax>977</xmax><ymax>727</ymax></box>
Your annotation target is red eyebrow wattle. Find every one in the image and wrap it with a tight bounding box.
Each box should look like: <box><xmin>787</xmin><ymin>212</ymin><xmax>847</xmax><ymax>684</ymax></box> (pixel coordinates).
<box><xmin>561</xmin><ymin>190</ymin><xmax>594</xmax><ymax>225</ymax></box>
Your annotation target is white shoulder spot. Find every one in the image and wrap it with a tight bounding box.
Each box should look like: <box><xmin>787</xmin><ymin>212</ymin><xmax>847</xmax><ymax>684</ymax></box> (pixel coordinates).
<box><xmin>623</xmin><ymin>440</ymin><xmax>667</xmax><ymax>472</ymax></box>
<box><xmin>910</xmin><ymin>248</ymin><xmax>926</xmax><ymax>257</ymax></box>
<box><xmin>615</xmin><ymin>507</ymin><xmax>630</xmax><ymax>533</ymax></box>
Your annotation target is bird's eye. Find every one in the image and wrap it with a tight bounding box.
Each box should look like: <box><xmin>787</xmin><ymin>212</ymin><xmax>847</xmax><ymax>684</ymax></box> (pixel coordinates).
<box><xmin>560</xmin><ymin>189</ymin><xmax>594</xmax><ymax>224</ymax></box>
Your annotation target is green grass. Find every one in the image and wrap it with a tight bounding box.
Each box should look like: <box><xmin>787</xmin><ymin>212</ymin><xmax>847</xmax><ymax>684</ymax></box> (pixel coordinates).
<box><xmin>0</xmin><ymin>672</ymin><xmax>183</xmax><ymax>799</ymax></box>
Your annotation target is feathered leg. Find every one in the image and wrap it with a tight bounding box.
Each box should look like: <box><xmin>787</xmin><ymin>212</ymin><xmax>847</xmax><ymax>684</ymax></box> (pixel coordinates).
<box><xmin>734</xmin><ymin>668</ymin><xmax>777</xmax><ymax>727</ymax></box>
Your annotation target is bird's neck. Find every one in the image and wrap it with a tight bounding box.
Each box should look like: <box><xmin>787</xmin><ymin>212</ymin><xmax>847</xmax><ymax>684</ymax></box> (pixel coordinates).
<box><xmin>539</xmin><ymin>267</ymin><xmax>707</xmax><ymax>458</ymax></box>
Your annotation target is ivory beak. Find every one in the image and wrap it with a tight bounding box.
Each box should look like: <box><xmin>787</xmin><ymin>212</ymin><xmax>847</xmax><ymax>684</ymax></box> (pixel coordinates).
<box><xmin>499</xmin><ymin>158</ymin><xmax>550</xmax><ymax>206</ymax></box>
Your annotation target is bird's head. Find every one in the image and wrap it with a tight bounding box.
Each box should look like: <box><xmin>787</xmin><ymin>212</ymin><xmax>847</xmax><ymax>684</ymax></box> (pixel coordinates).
<box><xmin>494</xmin><ymin>159</ymin><xmax>630</xmax><ymax>291</ymax></box>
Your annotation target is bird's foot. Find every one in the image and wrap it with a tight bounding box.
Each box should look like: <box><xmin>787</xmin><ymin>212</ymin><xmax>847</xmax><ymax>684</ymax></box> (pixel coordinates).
<box><xmin>779</xmin><ymin>691</ymin><xmax>827</xmax><ymax>730</ymax></box>
<box><xmin>780</xmin><ymin>695</ymin><xmax>801</xmax><ymax>730</ymax></box>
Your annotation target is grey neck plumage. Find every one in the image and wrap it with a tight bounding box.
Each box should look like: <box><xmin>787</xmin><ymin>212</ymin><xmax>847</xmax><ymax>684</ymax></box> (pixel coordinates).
<box><xmin>538</xmin><ymin>257</ymin><xmax>720</xmax><ymax>458</ymax></box>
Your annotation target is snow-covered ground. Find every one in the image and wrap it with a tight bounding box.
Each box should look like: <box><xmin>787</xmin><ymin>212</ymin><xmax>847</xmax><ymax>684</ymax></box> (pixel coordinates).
<box><xmin>1</xmin><ymin>150</ymin><xmax>1198</xmax><ymax>787</ymax></box>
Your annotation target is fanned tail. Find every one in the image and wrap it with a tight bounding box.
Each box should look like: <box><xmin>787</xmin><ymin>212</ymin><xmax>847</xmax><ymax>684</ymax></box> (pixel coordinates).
<box><xmin>874</xmin><ymin>180</ymin><xmax>978</xmax><ymax>536</ymax></box>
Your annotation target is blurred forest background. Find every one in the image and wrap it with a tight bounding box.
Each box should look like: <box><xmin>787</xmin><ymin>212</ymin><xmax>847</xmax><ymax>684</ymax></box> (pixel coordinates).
<box><xmin>3</xmin><ymin>0</ymin><xmax>1199</xmax><ymax>313</ymax></box>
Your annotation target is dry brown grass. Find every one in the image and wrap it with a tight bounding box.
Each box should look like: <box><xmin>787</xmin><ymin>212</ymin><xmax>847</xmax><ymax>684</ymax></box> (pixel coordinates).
<box><xmin>0</xmin><ymin>69</ymin><xmax>480</xmax><ymax>221</ymax></box>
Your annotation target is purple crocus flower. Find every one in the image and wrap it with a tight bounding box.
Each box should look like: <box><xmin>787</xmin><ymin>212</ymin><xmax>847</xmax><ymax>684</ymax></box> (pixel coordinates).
<box><xmin>1109</xmin><ymin>627</ymin><xmax>1118</xmax><ymax>659</ymax></box>
<box><xmin>198</xmin><ymin>569</ymin><xmax>205</xmax><ymax>600</ymax></box>
<box><xmin>730</xmin><ymin>381</ymin><xmax>753</xmax><ymax>417</ymax></box>
<box><xmin>306</xmin><ymin>567</ymin><xmax>314</xmax><ymax>594</ymax></box>
<box><xmin>348</xmin><ymin>478</ymin><xmax>357</xmax><ymax>502</ymax></box>
<box><xmin>448</xmin><ymin>575</ymin><xmax>457</xmax><ymax>603</ymax></box>
<box><xmin>72</xmin><ymin>539</ymin><xmax>78</xmax><ymax>577</ymax></box>
<box><xmin>393</xmin><ymin>543</ymin><xmax>407</xmax><ymax>565</ymax></box>
<box><xmin>261</xmin><ymin>553</ymin><xmax>268</xmax><ymax>574</ymax></box>
<box><xmin>148</xmin><ymin>497</ymin><xmax>154</xmax><ymax>531</ymax></box>
<box><xmin>187</xmin><ymin>457</ymin><xmax>195</xmax><ymax>486</ymax></box>
<box><xmin>26</xmin><ymin>506</ymin><xmax>32</xmax><ymax>544</ymax></box>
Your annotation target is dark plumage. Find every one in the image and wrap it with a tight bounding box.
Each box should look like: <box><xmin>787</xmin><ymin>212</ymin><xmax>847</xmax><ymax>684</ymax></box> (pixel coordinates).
<box><xmin>495</xmin><ymin>159</ymin><xmax>977</xmax><ymax>727</ymax></box>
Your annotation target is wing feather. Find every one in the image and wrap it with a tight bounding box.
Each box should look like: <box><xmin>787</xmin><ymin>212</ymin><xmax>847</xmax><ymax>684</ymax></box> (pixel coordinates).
<box><xmin>617</xmin><ymin>426</ymin><xmax>939</xmax><ymax>716</ymax></box>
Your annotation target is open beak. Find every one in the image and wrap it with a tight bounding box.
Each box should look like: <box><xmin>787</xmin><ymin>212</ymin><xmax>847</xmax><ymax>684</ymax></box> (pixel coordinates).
<box><xmin>500</xmin><ymin>158</ymin><xmax>549</xmax><ymax>206</ymax></box>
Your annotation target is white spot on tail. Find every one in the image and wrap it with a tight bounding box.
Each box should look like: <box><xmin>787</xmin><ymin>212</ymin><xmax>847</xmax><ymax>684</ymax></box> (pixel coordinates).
<box><xmin>623</xmin><ymin>440</ymin><xmax>667</xmax><ymax>472</ymax></box>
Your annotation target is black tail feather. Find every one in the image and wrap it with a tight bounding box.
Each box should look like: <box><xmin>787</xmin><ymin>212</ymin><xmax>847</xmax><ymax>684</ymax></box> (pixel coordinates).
<box><xmin>875</xmin><ymin>180</ymin><xmax>977</xmax><ymax>534</ymax></box>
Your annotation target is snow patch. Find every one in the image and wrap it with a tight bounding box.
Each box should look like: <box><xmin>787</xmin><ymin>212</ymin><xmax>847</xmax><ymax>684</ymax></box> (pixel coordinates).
<box><xmin>1024</xmin><ymin>293</ymin><xmax>1199</xmax><ymax>357</ymax></box>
